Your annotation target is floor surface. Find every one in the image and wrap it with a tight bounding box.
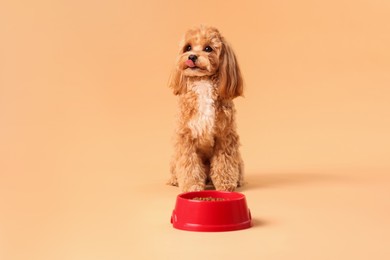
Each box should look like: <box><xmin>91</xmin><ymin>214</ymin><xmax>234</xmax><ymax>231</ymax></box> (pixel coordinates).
<box><xmin>2</xmin><ymin>170</ymin><xmax>390</xmax><ymax>259</ymax></box>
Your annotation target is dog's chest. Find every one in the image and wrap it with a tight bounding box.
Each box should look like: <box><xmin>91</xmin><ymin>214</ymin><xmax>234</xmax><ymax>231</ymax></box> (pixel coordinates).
<box><xmin>187</xmin><ymin>81</ymin><xmax>217</xmax><ymax>140</ymax></box>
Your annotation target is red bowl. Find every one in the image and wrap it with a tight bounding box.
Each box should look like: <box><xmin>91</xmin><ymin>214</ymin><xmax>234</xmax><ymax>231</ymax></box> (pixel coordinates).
<box><xmin>171</xmin><ymin>190</ymin><xmax>252</xmax><ymax>232</ymax></box>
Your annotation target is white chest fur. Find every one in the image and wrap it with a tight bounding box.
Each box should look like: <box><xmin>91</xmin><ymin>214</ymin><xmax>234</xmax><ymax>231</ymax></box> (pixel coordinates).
<box><xmin>187</xmin><ymin>81</ymin><xmax>216</xmax><ymax>139</ymax></box>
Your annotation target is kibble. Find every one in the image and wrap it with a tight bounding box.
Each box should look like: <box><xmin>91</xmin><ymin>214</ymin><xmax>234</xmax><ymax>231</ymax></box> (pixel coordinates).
<box><xmin>191</xmin><ymin>197</ymin><xmax>225</xmax><ymax>201</ymax></box>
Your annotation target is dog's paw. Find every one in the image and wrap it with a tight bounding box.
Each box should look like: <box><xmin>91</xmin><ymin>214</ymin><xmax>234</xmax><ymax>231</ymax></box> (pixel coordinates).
<box><xmin>181</xmin><ymin>184</ymin><xmax>205</xmax><ymax>192</ymax></box>
<box><xmin>215</xmin><ymin>183</ymin><xmax>237</xmax><ymax>192</ymax></box>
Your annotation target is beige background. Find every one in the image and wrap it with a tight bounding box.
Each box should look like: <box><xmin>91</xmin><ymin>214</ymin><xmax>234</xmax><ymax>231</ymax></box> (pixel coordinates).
<box><xmin>1</xmin><ymin>0</ymin><xmax>390</xmax><ymax>259</ymax></box>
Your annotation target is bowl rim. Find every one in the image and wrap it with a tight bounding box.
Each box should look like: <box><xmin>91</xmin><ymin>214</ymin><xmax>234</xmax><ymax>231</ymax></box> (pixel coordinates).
<box><xmin>177</xmin><ymin>190</ymin><xmax>246</xmax><ymax>202</ymax></box>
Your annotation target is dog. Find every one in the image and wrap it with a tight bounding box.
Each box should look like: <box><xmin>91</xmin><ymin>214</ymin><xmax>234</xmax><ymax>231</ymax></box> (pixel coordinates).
<box><xmin>168</xmin><ymin>25</ymin><xmax>244</xmax><ymax>192</ymax></box>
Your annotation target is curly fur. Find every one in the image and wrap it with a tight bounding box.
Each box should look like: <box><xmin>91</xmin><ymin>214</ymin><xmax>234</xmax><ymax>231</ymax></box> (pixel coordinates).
<box><xmin>168</xmin><ymin>26</ymin><xmax>244</xmax><ymax>192</ymax></box>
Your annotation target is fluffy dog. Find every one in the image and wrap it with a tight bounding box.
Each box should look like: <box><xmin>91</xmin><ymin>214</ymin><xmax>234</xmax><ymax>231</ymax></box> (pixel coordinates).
<box><xmin>168</xmin><ymin>25</ymin><xmax>244</xmax><ymax>192</ymax></box>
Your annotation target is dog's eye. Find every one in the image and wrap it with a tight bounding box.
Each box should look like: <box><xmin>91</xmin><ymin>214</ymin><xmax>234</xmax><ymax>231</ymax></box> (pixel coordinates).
<box><xmin>204</xmin><ymin>46</ymin><xmax>213</xmax><ymax>52</ymax></box>
<box><xmin>184</xmin><ymin>45</ymin><xmax>192</xmax><ymax>52</ymax></box>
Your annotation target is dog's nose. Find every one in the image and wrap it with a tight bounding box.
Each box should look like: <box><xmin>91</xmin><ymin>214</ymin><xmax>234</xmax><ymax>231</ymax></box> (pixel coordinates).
<box><xmin>188</xmin><ymin>54</ymin><xmax>198</xmax><ymax>62</ymax></box>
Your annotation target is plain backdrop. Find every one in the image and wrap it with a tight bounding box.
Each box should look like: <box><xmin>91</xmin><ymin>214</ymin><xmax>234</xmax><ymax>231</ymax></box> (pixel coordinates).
<box><xmin>1</xmin><ymin>0</ymin><xmax>390</xmax><ymax>259</ymax></box>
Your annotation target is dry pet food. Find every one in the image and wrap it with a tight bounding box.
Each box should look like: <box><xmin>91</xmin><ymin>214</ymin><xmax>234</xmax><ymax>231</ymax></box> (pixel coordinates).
<box><xmin>191</xmin><ymin>197</ymin><xmax>226</xmax><ymax>201</ymax></box>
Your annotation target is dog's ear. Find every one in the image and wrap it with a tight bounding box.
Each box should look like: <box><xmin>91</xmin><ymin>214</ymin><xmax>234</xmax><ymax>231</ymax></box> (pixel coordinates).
<box><xmin>168</xmin><ymin>66</ymin><xmax>186</xmax><ymax>95</ymax></box>
<box><xmin>217</xmin><ymin>39</ymin><xmax>243</xmax><ymax>99</ymax></box>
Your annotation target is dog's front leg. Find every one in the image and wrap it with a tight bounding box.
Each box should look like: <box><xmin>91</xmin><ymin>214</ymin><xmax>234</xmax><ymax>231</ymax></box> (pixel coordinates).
<box><xmin>173</xmin><ymin>138</ymin><xmax>206</xmax><ymax>192</ymax></box>
<box><xmin>210</xmin><ymin>134</ymin><xmax>242</xmax><ymax>191</ymax></box>
<box><xmin>177</xmin><ymin>151</ymin><xmax>206</xmax><ymax>192</ymax></box>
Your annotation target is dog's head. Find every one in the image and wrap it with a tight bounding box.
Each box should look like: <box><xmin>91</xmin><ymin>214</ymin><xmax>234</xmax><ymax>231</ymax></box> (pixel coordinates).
<box><xmin>169</xmin><ymin>25</ymin><xmax>243</xmax><ymax>99</ymax></box>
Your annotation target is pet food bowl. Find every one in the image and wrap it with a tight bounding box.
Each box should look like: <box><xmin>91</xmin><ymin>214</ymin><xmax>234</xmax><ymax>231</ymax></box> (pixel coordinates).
<box><xmin>171</xmin><ymin>190</ymin><xmax>252</xmax><ymax>232</ymax></box>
